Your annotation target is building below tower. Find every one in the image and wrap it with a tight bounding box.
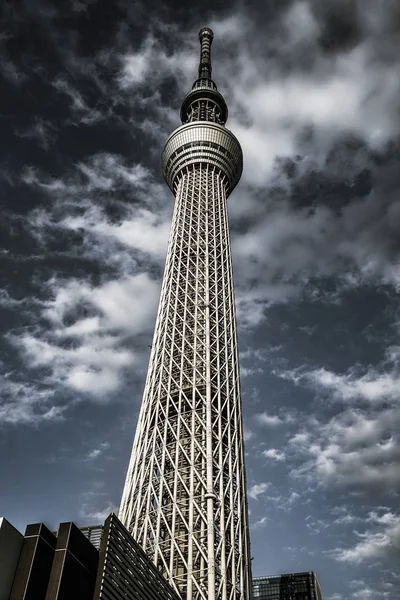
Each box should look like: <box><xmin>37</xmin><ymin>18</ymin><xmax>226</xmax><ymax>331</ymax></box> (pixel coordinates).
<box><xmin>252</xmin><ymin>572</ymin><xmax>322</xmax><ymax>600</ymax></box>
<box><xmin>9</xmin><ymin>523</ymin><xmax>57</xmax><ymax>600</ymax></box>
<box><xmin>0</xmin><ymin>518</ymin><xmax>24</xmax><ymax>600</ymax></box>
<box><xmin>93</xmin><ymin>513</ymin><xmax>181</xmax><ymax>600</ymax></box>
<box><xmin>0</xmin><ymin>513</ymin><xmax>180</xmax><ymax>600</ymax></box>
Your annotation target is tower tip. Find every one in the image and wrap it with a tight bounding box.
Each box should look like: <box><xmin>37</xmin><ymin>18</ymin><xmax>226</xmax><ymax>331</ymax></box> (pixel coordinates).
<box><xmin>198</xmin><ymin>27</ymin><xmax>213</xmax><ymax>79</ymax></box>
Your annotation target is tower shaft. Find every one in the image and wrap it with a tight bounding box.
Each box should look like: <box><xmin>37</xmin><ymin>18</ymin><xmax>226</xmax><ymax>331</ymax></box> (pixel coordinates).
<box><xmin>120</xmin><ymin>29</ymin><xmax>251</xmax><ymax>600</ymax></box>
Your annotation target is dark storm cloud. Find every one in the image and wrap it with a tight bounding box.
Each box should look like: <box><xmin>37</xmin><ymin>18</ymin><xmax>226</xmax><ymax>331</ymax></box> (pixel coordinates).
<box><xmin>313</xmin><ymin>0</ymin><xmax>363</xmax><ymax>53</ymax></box>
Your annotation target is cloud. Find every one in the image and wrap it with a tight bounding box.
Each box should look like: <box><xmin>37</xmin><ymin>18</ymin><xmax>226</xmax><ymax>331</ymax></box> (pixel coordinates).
<box><xmin>118</xmin><ymin>27</ymin><xmax>196</xmax><ymax>93</ymax></box>
<box><xmin>262</xmin><ymin>491</ymin><xmax>302</xmax><ymax>513</ymax></box>
<box><xmin>201</xmin><ymin>7</ymin><xmax>400</xmax><ymax>313</ymax></box>
<box><xmin>0</xmin><ymin>58</ymin><xmax>27</xmax><ymax>86</ymax></box>
<box><xmin>251</xmin><ymin>516</ymin><xmax>268</xmax><ymax>529</ymax></box>
<box><xmin>0</xmin><ymin>374</ymin><xmax>65</xmax><ymax>425</ymax></box>
<box><xmin>7</xmin><ymin>1</ymin><xmax>400</xmax><ymax>354</ymax></box>
<box><xmin>289</xmin><ymin>432</ymin><xmax>310</xmax><ymax>447</ymax></box>
<box><xmin>80</xmin><ymin>502</ymin><xmax>119</xmax><ymax>523</ymax></box>
<box><xmin>205</xmin><ymin>4</ymin><xmax>400</xmax><ymax>189</ymax></box>
<box><xmin>10</xmin><ymin>273</ymin><xmax>159</xmax><ymax>398</ymax></box>
<box><xmin>4</xmin><ymin>152</ymin><xmax>169</xmax><ymax>412</ymax></box>
<box><xmin>87</xmin><ymin>442</ymin><xmax>110</xmax><ymax>460</ymax></box>
<box><xmin>275</xmin><ymin>353</ymin><xmax>400</xmax><ymax>494</ymax></box>
<box><xmin>331</xmin><ymin>511</ymin><xmax>400</xmax><ymax>565</ymax></box>
<box><xmin>22</xmin><ymin>153</ymin><xmax>171</xmax><ymax>269</ymax></box>
<box><xmin>243</xmin><ymin>427</ymin><xmax>256</xmax><ymax>441</ymax></box>
<box><xmin>263</xmin><ymin>448</ymin><xmax>286</xmax><ymax>462</ymax></box>
<box><xmin>44</xmin><ymin>274</ymin><xmax>160</xmax><ymax>334</ymax></box>
<box><xmin>289</xmin><ymin>406</ymin><xmax>400</xmax><ymax>492</ymax></box>
<box><xmin>14</xmin><ymin>118</ymin><xmax>57</xmax><ymax>150</ymax></box>
<box><xmin>332</xmin><ymin>507</ymin><xmax>360</xmax><ymax>526</ymax></box>
<box><xmin>68</xmin><ymin>207</ymin><xmax>171</xmax><ymax>260</ymax></box>
<box><xmin>280</xmin><ymin>365</ymin><xmax>400</xmax><ymax>404</ymax></box>
<box><xmin>248</xmin><ymin>482</ymin><xmax>270</xmax><ymax>501</ymax></box>
<box><xmin>254</xmin><ymin>412</ymin><xmax>286</xmax><ymax>427</ymax></box>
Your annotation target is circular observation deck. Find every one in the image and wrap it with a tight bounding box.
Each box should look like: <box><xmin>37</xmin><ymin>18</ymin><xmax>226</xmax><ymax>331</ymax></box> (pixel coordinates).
<box><xmin>162</xmin><ymin>122</ymin><xmax>243</xmax><ymax>196</ymax></box>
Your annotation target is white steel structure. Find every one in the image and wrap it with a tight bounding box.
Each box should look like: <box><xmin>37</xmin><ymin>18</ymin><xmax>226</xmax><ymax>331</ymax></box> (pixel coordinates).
<box><xmin>119</xmin><ymin>28</ymin><xmax>252</xmax><ymax>600</ymax></box>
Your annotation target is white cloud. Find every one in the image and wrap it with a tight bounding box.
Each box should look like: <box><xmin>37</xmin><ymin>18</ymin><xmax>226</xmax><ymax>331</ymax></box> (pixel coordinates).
<box><xmin>282</xmin><ymin>366</ymin><xmax>400</xmax><ymax>404</ymax></box>
<box><xmin>108</xmin><ymin>5</ymin><xmax>400</xmax><ymax>188</ymax></box>
<box><xmin>23</xmin><ymin>153</ymin><xmax>171</xmax><ymax>273</ymax></box>
<box><xmin>284</xmin><ymin>1</ymin><xmax>319</xmax><ymax>44</ymax></box>
<box><xmin>190</xmin><ymin>10</ymin><xmax>399</xmax><ymax>192</ymax></box>
<box><xmin>334</xmin><ymin>513</ymin><xmax>359</xmax><ymax>526</ymax></box>
<box><xmin>13</xmin><ymin>152</ymin><xmax>175</xmax><ymax>406</ymax></box>
<box><xmin>331</xmin><ymin>511</ymin><xmax>400</xmax><ymax>565</ymax></box>
<box><xmin>243</xmin><ymin>427</ymin><xmax>256</xmax><ymax>442</ymax></box>
<box><xmin>248</xmin><ymin>482</ymin><xmax>270</xmax><ymax>500</ymax></box>
<box><xmin>289</xmin><ymin>432</ymin><xmax>310</xmax><ymax>447</ymax></box>
<box><xmin>88</xmin><ymin>275</ymin><xmax>159</xmax><ymax>333</ymax></box>
<box><xmin>14</xmin><ymin>118</ymin><xmax>56</xmax><ymax>150</ymax></box>
<box><xmin>19</xmin><ymin>333</ymin><xmax>134</xmax><ymax>395</ymax></box>
<box><xmin>263</xmin><ymin>448</ymin><xmax>286</xmax><ymax>462</ymax></box>
<box><xmin>287</xmin><ymin>491</ymin><xmax>300</xmax><ymax>505</ymax></box>
<box><xmin>119</xmin><ymin>28</ymin><xmax>197</xmax><ymax>92</ymax></box>
<box><xmin>277</xmin><ymin>355</ymin><xmax>400</xmax><ymax>495</ymax></box>
<box><xmin>85</xmin><ymin>210</ymin><xmax>170</xmax><ymax>259</ymax></box>
<box><xmin>255</xmin><ymin>412</ymin><xmax>285</xmax><ymax>427</ymax></box>
<box><xmin>264</xmin><ymin>491</ymin><xmax>302</xmax><ymax>512</ymax></box>
<box><xmin>47</xmin><ymin>273</ymin><xmax>159</xmax><ymax>335</ymax></box>
<box><xmin>251</xmin><ymin>516</ymin><xmax>268</xmax><ymax>529</ymax></box>
<box><xmin>87</xmin><ymin>442</ymin><xmax>110</xmax><ymax>460</ymax></box>
<box><xmin>305</xmin><ymin>515</ymin><xmax>330</xmax><ymax>535</ymax></box>
<box><xmin>0</xmin><ymin>375</ymin><xmax>65</xmax><ymax>425</ymax></box>
<box><xmin>80</xmin><ymin>502</ymin><xmax>119</xmax><ymax>523</ymax></box>
<box><xmin>289</xmin><ymin>407</ymin><xmax>400</xmax><ymax>491</ymax></box>
<box><xmin>11</xmin><ymin>273</ymin><xmax>159</xmax><ymax>398</ymax></box>
<box><xmin>52</xmin><ymin>77</ymin><xmax>105</xmax><ymax>125</ymax></box>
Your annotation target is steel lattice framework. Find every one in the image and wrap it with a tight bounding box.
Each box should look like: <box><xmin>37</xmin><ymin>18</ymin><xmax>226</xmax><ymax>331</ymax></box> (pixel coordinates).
<box><xmin>119</xmin><ymin>28</ymin><xmax>252</xmax><ymax>600</ymax></box>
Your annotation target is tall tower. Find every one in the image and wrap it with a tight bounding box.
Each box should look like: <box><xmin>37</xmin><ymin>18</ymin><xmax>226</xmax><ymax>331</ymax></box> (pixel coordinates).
<box><xmin>119</xmin><ymin>28</ymin><xmax>251</xmax><ymax>600</ymax></box>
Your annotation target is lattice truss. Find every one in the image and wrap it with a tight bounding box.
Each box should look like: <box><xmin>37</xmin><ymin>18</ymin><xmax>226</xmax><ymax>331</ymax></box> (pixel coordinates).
<box><xmin>120</xmin><ymin>163</ymin><xmax>251</xmax><ymax>600</ymax></box>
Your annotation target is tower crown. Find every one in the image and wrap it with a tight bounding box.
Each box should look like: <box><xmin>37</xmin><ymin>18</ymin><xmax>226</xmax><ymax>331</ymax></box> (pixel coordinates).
<box><xmin>164</xmin><ymin>28</ymin><xmax>242</xmax><ymax>195</ymax></box>
<box><xmin>180</xmin><ymin>27</ymin><xmax>228</xmax><ymax>125</ymax></box>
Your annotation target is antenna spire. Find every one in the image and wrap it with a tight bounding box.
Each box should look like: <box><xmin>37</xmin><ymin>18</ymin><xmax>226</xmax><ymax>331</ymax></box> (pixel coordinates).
<box><xmin>180</xmin><ymin>27</ymin><xmax>228</xmax><ymax>125</ymax></box>
<box><xmin>198</xmin><ymin>27</ymin><xmax>213</xmax><ymax>79</ymax></box>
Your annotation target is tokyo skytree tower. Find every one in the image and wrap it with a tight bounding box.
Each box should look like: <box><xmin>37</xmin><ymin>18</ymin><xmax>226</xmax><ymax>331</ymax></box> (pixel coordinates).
<box><xmin>119</xmin><ymin>28</ymin><xmax>252</xmax><ymax>600</ymax></box>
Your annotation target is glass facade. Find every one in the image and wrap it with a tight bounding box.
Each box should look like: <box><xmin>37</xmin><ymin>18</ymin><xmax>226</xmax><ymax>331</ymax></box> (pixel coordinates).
<box><xmin>252</xmin><ymin>572</ymin><xmax>322</xmax><ymax>600</ymax></box>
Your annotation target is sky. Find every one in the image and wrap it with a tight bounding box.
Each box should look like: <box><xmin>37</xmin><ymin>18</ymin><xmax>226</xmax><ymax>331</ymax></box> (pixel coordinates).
<box><xmin>1</xmin><ymin>0</ymin><xmax>400</xmax><ymax>598</ymax></box>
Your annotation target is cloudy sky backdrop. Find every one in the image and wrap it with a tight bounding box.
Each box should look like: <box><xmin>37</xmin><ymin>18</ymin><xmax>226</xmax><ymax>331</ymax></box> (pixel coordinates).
<box><xmin>1</xmin><ymin>1</ymin><xmax>400</xmax><ymax>598</ymax></box>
